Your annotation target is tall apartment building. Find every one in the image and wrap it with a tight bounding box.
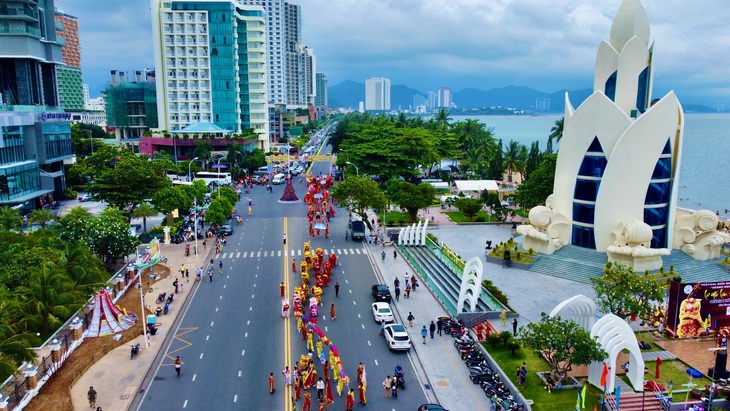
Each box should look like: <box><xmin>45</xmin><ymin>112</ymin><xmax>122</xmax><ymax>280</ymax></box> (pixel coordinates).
<box><xmin>299</xmin><ymin>45</ymin><xmax>315</xmax><ymax>106</ymax></box>
<box><xmin>150</xmin><ymin>0</ymin><xmax>269</xmax><ymax>153</ymax></box>
<box><xmin>54</xmin><ymin>8</ymin><xmax>84</xmax><ymax>111</ymax></box>
<box><xmin>365</xmin><ymin>77</ymin><xmax>390</xmax><ymax>111</ymax></box>
<box><xmin>314</xmin><ymin>72</ymin><xmax>327</xmax><ymax>113</ymax></box>
<box><xmin>427</xmin><ymin>91</ymin><xmax>436</xmax><ymax>111</ymax></box>
<box><xmin>437</xmin><ymin>87</ymin><xmax>452</xmax><ymax>109</ymax></box>
<box><xmin>0</xmin><ymin>0</ymin><xmax>74</xmax><ymax>209</ymax></box>
<box><xmin>106</xmin><ymin>70</ymin><xmax>158</xmax><ymax>151</ymax></box>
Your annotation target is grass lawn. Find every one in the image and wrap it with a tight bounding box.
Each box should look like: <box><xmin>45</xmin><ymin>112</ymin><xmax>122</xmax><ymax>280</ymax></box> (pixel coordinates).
<box><xmin>382</xmin><ymin>211</ymin><xmax>413</xmax><ymax>226</ymax></box>
<box><xmin>634</xmin><ymin>331</ymin><xmax>663</xmax><ymax>352</ymax></box>
<box><xmin>485</xmin><ymin>344</ymin><xmax>603</xmax><ymax>411</ymax></box>
<box><xmin>622</xmin><ymin>359</ymin><xmax>711</xmax><ymax>395</ymax></box>
<box><xmin>443</xmin><ymin>211</ymin><xmax>498</xmax><ymax>223</ymax></box>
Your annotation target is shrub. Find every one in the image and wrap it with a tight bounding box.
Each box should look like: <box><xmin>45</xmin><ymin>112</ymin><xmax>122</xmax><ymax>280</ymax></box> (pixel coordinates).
<box><xmin>482</xmin><ymin>279</ymin><xmax>509</xmax><ymax>306</ymax></box>
<box><xmin>64</xmin><ymin>188</ymin><xmax>78</xmax><ymax>199</ymax></box>
<box><xmin>474</xmin><ymin>215</ymin><xmax>486</xmax><ymax>222</ymax></box>
<box><xmin>506</xmin><ymin>337</ymin><xmax>521</xmax><ymax>355</ymax></box>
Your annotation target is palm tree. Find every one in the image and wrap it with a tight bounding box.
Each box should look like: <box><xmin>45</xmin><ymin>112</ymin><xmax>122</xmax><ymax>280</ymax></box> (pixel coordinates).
<box><xmin>226</xmin><ymin>142</ymin><xmax>245</xmax><ymax>168</ymax></box>
<box><xmin>549</xmin><ymin>117</ymin><xmax>565</xmax><ymax>147</ymax></box>
<box><xmin>502</xmin><ymin>140</ymin><xmax>527</xmax><ymax>182</ymax></box>
<box><xmin>65</xmin><ymin>244</ymin><xmax>107</xmax><ymax>294</ymax></box>
<box><xmin>193</xmin><ymin>140</ymin><xmax>213</xmax><ymax>170</ymax></box>
<box><xmin>17</xmin><ymin>261</ymin><xmax>84</xmax><ymax>334</ymax></box>
<box><xmin>0</xmin><ymin>324</ymin><xmax>39</xmax><ymax>378</ymax></box>
<box><xmin>28</xmin><ymin>208</ymin><xmax>57</xmax><ymax>229</ymax></box>
<box><xmin>0</xmin><ymin>206</ymin><xmax>22</xmax><ymax>232</ymax></box>
<box><xmin>395</xmin><ymin>112</ymin><xmax>408</xmax><ymax>128</ymax></box>
<box><xmin>98</xmin><ymin>206</ymin><xmax>127</xmax><ymax>222</ymax></box>
<box><xmin>61</xmin><ymin>206</ymin><xmax>92</xmax><ymax>222</ymax></box>
<box><xmin>434</xmin><ymin>108</ymin><xmax>452</xmax><ymax>130</ymax></box>
<box><xmin>131</xmin><ymin>202</ymin><xmax>158</xmax><ymax>233</ymax></box>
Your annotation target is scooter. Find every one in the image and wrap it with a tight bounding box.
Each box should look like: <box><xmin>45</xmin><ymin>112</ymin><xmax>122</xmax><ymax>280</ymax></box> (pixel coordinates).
<box><xmin>130</xmin><ymin>343</ymin><xmax>140</xmax><ymax>359</ymax></box>
<box><xmin>394</xmin><ymin>365</ymin><xmax>405</xmax><ymax>389</ymax></box>
<box><xmin>166</xmin><ymin>294</ymin><xmax>174</xmax><ymax>304</ymax></box>
<box><xmin>163</xmin><ymin>303</ymin><xmax>169</xmax><ymax>315</ymax></box>
<box><xmin>156</xmin><ymin>292</ymin><xmax>166</xmax><ymax>304</ymax></box>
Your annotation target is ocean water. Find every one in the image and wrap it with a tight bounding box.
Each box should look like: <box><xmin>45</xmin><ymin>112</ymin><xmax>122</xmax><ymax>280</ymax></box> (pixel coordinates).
<box><xmin>451</xmin><ymin>113</ymin><xmax>730</xmax><ymax>214</ymax></box>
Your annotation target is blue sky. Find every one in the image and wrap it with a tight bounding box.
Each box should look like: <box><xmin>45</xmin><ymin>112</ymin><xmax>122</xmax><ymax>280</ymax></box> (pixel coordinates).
<box><xmin>58</xmin><ymin>0</ymin><xmax>728</xmax><ymax>105</ymax></box>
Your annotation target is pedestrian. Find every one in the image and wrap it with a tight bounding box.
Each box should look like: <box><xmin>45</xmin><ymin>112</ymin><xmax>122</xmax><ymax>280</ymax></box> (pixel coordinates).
<box><xmin>407</xmin><ymin>312</ymin><xmax>415</xmax><ymax>327</ymax></box>
<box><xmin>519</xmin><ymin>372</ymin><xmax>526</xmax><ymax>388</ymax></box>
<box><xmin>429</xmin><ymin>321</ymin><xmax>436</xmax><ymax>338</ymax></box>
<box><xmin>512</xmin><ymin>317</ymin><xmax>518</xmax><ymax>335</ymax></box>
<box><xmin>219</xmin><ymin>260</ymin><xmax>223</xmax><ymax>273</ymax></box>
<box><xmin>437</xmin><ymin>318</ymin><xmax>443</xmax><ymax>336</ymax></box>
<box><xmin>196</xmin><ymin>267</ymin><xmax>202</xmax><ymax>281</ymax></box>
<box><xmin>303</xmin><ymin>390</ymin><xmax>312</xmax><ymax>411</ymax></box>
<box><xmin>180</xmin><ymin>282</ymin><xmax>184</xmax><ymax>293</ymax></box>
<box><xmin>203</xmin><ymin>239</ymin><xmax>207</xmax><ymax>250</ymax></box>
<box><xmin>380</xmin><ymin>320</ymin><xmax>386</xmax><ymax>335</ymax></box>
<box><xmin>179</xmin><ymin>264</ymin><xmax>186</xmax><ymax>276</ymax></box>
<box><xmin>393</xmin><ymin>250</ymin><xmax>397</xmax><ymax>260</ymax></box>
<box><xmin>208</xmin><ymin>269</ymin><xmax>213</xmax><ymax>282</ymax></box>
<box><xmin>330</xmin><ymin>303</ymin><xmax>336</xmax><ymax>320</ymax></box>
<box><xmin>280</xmin><ymin>281</ymin><xmax>285</xmax><ymax>297</ymax></box>
<box><xmin>345</xmin><ymin>388</ymin><xmax>355</xmax><ymax>411</ymax></box>
<box><xmin>318</xmin><ymin>398</ymin><xmax>325</xmax><ymax>411</ymax></box>
<box><xmin>500</xmin><ymin>309</ymin><xmax>507</xmax><ymax>326</ymax></box>
<box><xmin>394</xmin><ymin>286</ymin><xmax>400</xmax><ymax>301</ymax></box>
<box><xmin>185</xmin><ymin>268</ymin><xmax>190</xmax><ymax>279</ymax></box>
<box><xmin>295</xmin><ymin>376</ymin><xmax>302</xmax><ymax>400</ymax></box>
<box><xmin>411</xmin><ymin>275</ymin><xmax>417</xmax><ymax>290</ymax></box>
<box><xmin>316</xmin><ymin>377</ymin><xmax>325</xmax><ymax>401</ymax></box>
<box><xmin>282</xmin><ymin>366</ymin><xmax>291</xmax><ymax>386</ymax></box>
<box><xmin>292</xmin><ymin>259</ymin><xmax>297</xmax><ymax>272</ymax></box>
<box><xmin>515</xmin><ymin>367</ymin><xmax>521</xmax><ymax>383</ymax></box>
<box><xmin>404</xmin><ymin>284</ymin><xmax>411</xmax><ymax>298</ymax></box>
<box><xmin>283</xmin><ymin>233</ymin><xmax>287</xmax><ymax>245</ymax></box>
<box><xmin>404</xmin><ymin>275</ymin><xmax>409</xmax><ymax>287</ymax></box>
<box><xmin>394</xmin><ymin>277</ymin><xmax>400</xmax><ymax>288</ymax></box>
<box><xmin>421</xmin><ymin>325</ymin><xmax>427</xmax><ymax>344</ymax></box>
<box><xmin>269</xmin><ymin>372</ymin><xmax>276</xmax><ymax>393</ymax></box>
<box><xmin>174</xmin><ymin>356</ymin><xmax>182</xmax><ymax>377</ymax></box>
<box><xmin>173</xmin><ymin>278</ymin><xmax>179</xmax><ymax>293</ymax></box>
<box><xmin>87</xmin><ymin>386</ymin><xmax>97</xmax><ymax>408</ymax></box>
<box><xmin>381</xmin><ymin>251</ymin><xmax>386</xmax><ymax>261</ymax></box>
<box><xmin>335</xmin><ymin>281</ymin><xmax>340</xmax><ymax>298</ymax></box>
<box><xmin>358</xmin><ymin>381</ymin><xmax>367</xmax><ymax>405</ymax></box>
<box><xmin>391</xmin><ymin>375</ymin><xmax>398</xmax><ymax>398</ymax></box>
<box><xmin>383</xmin><ymin>375</ymin><xmax>392</xmax><ymax>398</ymax></box>
<box><xmin>345</xmin><ymin>230</ymin><xmax>349</xmax><ymax>241</ymax></box>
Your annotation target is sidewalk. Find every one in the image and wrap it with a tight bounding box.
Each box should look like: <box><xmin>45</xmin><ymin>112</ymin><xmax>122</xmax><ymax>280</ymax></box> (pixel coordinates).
<box><xmin>69</xmin><ymin>241</ymin><xmax>214</xmax><ymax>411</ymax></box>
<box><xmin>366</xmin><ymin>212</ymin><xmax>487</xmax><ymax>410</ymax></box>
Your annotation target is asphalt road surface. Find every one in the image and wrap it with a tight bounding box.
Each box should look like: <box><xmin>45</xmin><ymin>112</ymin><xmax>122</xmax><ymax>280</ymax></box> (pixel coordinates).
<box><xmin>138</xmin><ymin>143</ymin><xmax>426</xmax><ymax>410</ymax></box>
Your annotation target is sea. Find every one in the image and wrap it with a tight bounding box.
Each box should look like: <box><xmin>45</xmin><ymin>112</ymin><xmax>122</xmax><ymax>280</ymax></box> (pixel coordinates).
<box><xmin>450</xmin><ymin>113</ymin><xmax>730</xmax><ymax>215</ymax></box>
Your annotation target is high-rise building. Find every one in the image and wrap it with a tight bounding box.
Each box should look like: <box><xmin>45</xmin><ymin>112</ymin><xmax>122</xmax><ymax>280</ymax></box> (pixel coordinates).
<box><xmin>149</xmin><ymin>0</ymin><xmax>269</xmax><ymax>153</ymax></box>
<box><xmin>437</xmin><ymin>87</ymin><xmax>452</xmax><ymax>109</ymax></box>
<box><xmin>314</xmin><ymin>73</ymin><xmax>327</xmax><ymax>114</ymax></box>
<box><xmin>365</xmin><ymin>77</ymin><xmax>390</xmax><ymax>111</ymax></box>
<box><xmin>299</xmin><ymin>45</ymin><xmax>315</xmax><ymax>106</ymax></box>
<box><xmin>427</xmin><ymin>91</ymin><xmax>436</xmax><ymax>111</ymax></box>
<box><xmin>106</xmin><ymin>70</ymin><xmax>158</xmax><ymax>152</ymax></box>
<box><xmin>0</xmin><ymin>0</ymin><xmax>73</xmax><ymax>208</ymax></box>
<box><xmin>54</xmin><ymin>9</ymin><xmax>84</xmax><ymax>111</ymax></box>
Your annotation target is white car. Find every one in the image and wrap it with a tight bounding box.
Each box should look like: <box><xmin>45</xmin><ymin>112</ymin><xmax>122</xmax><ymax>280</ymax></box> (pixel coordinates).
<box><xmin>383</xmin><ymin>324</ymin><xmax>412</xmax><ymax>351</ymax></box>
<box><xmin>371</xmin><ymin>302</ymin><xmax>394</xmax><ymax>324</ymax></box>
<box><xmin>272</xmin><ymin>173</ymin><xmax>286</xmax><ymax>185</ymax></box>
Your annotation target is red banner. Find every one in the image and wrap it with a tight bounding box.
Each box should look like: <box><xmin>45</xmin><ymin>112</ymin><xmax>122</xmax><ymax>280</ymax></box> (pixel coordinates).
<box><xmin>666</xmin><ymin>280</ymin><xmax>730</xmax><ymax>338</ymax></box>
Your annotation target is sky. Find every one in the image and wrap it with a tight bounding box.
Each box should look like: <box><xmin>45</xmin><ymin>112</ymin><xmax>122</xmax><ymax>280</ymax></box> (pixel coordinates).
<box><xmin>58</xmin><ymin>0</ymin><xmax>729</xmax><ymax>106</ymax></box>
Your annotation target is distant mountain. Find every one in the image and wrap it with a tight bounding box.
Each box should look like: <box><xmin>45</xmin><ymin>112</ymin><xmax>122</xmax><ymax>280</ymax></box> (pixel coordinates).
<box><xmin>328</xmin><ymin>81</ymin><xmax>709</xmax><ymax>112</ymax></box>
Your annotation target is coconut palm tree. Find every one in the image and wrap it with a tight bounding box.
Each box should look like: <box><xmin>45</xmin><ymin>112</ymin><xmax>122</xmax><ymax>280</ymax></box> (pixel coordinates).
<box><xmin>226</xmin><ymin>142</ymin><xmax>245</xmax><ymax>168</ymax></box>
<box><xmin>502</xmin><ymin>140</ymin><xmax>527</xmax><ymax>182</ymax></box>
<box><xmin>131</xmin><ymin>202</ymin><xmax>158</xmax><ymax>233</ymax></box>
<box><xmin>61</xmin><ymin>206</ymin><xmax>92</xmax><ymax>222</ymax></box>
<box><xmin>193</xmin><ymin>140</ymin><xmax>213</xmax><ymax>170</ymax></box>
<box><xmin>28</xmin><ymin>208</ymin><xmax>57</xmax><ymax>229</ymax></box>
<box><xmin>64</xmin><ymin>244</ymin><xmax>107</xmax><ymax>294</ymax></box>
<box><xmin>98</xmin><ymin>206</ymin><xmax>127</xmax><ymax>222</ymax></box>
<box><xmin>434</xmin><ymin>108</ymin><xmax>452</xmax><ymax>130</ymax></box>
<box><xmin>548</xmin><ymin>116</ymin><xmax>565</xmax><ymax>147</ymax></box>
<box><xmin>0</xmin><ymin>206</ymin><xmax>22</xmax><ymax>232</ymax></box>
<box><xmin>0</xmin><ymin>323</ymin><xmax>39</xmax><ymax>378</ymax></box>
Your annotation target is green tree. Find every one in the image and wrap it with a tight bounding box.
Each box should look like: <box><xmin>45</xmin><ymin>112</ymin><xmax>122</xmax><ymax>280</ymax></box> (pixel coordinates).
<box><xmin>64</xmin><ymin>244</ymin><xmax>107</xmax><ymax>295</ymax></box>
<box><xmin>591</xmin><ymin>262</ymin><xmax>668</xmax><ymax>319</ymax></box>
<box><xmin>454</xmin><ymin>197</ymin><xmax>484</xmax><ymax>222</ymax></box>
<box><xmin>212</xmin><ymin>186</ymin><xmax>238</xmax><ymax>207</ymax></box>
<box><xmin>386</xmin><ymin>180</ymin><xmax>436</xmax><ymax>223</ymax></box>
<box><xmin>205</xmin><ymin>197</ymin><xmax>232</xmax><ymax>226</ymax></box>
<box><xmin>59</xmin><ymin>207</ymin><xmax>93</xmax><ymax>243</ymax></box>
<box><xmin>502</xmin><ymin>140</ymin><xmax>527</xmax><ymax>182</ymax></box>
<box><xmin>28</xmin><ymin>208</ymin><xmax>57</xmax><ymax>229</ymax></box>
<box><xmin>520</xmin><ymin>313</ymin><xmax>608</xmax><ymax>373</ymax></box>
<box><xmin>87</xmin><ymin>212</ymin><xmax>141</xmax><ymax>267</ymax></box>
<box><xmin>524</xmin><ymin>141</ymin><xmax>542</xmax><ymax>180</ymax></box>
<box><xmin>193</xmin><ymin>140</ymin><xmax>214</xmax><ymax>170</ymax></box>
<box><xmin>0</xmin><ymin>206</ymin><xmax>22</xmax><ymax>232</ymax></box>
<box><xmin>152</xmin><ymin>186</ymin><xmax>192</xmax><ymax>216</ymax></box>
<box><xmin>488</xmin><ymin>139</ymin><xmax>505</xmax><ymax>180</ymax></box>
<box><xmin>330</xmin><ymin>175</ymin><xmax>388</xmax><ymax>226</ymax></box>
<box><xmin>131</xmin><ymin>202</ymin><xmax>158</xmax><ymax>233</ymax></box>
<box><xmin>0</xmin><ymin>321</ymin><xmax>39</xmax><ymax>379</ymax></box>
<box><xmin>243</xmin><ymin>148</ymin><xmax>267</xmax><ymax>173</ymax></box>
<box><xmin>549</xmin><ymin>117</ymin><xmax>564</xmax><ymax>144</ymax></box>
<box><xmin>434</xmin><ymin>108</ymin><xmax>452</xmax><ymax>130</ymax></box>
<box><xmin>514</xmin><ymin>154</ymin><xmax>557</xmax><ymax>209</ymax></box>
<box><xmin>184</xmin><ymin>180</ymin><xmax>210</xmax><ymax>204</ymax></box>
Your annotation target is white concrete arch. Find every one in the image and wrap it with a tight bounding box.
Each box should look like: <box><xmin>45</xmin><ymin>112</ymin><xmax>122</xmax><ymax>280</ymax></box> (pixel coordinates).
<box><xmin>549</xmin><ymin>294</ymin><xmax>598</xmax><ymax>331</ymax></box>
<box><xmin>588</xmin><ymin>314</ymin><xmax>644</xmax><ymax>392</ymax></box>
<box><xmin>420</xmin><ymin>219</ymin><xmax>429</xmax><ymax>245</ymax></box>
<box><xmin>457</xmin><ymin>257</ymin><xmax>484</xmax><ymax>313</ymax></box>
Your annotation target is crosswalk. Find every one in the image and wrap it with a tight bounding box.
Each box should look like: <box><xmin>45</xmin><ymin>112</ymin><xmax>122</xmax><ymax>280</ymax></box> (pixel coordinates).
<box><xmin>217</xmin><ymin>248</ymin><xmax>366</xmax><ymax>259</ymax></box>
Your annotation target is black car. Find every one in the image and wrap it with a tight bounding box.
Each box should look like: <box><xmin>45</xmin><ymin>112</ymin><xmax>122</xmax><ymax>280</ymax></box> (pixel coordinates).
<box><xmin>371</xmin><ymin>284</ymin><xmax>392</xmax><ymax>303</ymax></box>
<box><xmin>218</xmin><ymin>224</ymin><xmax>233</xmax><ymax>235</ymax></box>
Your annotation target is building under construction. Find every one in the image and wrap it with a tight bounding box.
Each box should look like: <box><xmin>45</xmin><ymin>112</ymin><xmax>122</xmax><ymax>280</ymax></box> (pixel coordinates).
<box><xmin>105</xmin><ymin>69</ymin><xmax>158</xmax><ymax>152</ymax></box>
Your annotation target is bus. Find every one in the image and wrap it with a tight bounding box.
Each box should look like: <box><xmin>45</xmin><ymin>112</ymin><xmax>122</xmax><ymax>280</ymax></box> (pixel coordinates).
<box><xmin>193</xmin><ymin>171</ymin><xmax>231</xmax><ymax>185</ymax></box>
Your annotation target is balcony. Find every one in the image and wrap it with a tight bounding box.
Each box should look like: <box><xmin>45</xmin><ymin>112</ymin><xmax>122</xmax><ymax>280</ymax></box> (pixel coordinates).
<box><xmin>0</xmin><ymin>6</ymin><xmax>39</xmax><ymax>21</ymax></box>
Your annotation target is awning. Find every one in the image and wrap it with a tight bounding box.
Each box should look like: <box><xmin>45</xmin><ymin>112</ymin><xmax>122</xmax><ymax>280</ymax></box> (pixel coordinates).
<box><xmin>454</xmin><ymin>180</ymin><xmax>499</xmax><ymax>192</ymax></box>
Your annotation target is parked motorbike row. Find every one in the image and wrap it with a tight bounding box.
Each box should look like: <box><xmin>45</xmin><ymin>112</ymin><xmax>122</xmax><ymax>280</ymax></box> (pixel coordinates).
<box><xmin>441</xmin><ymin>317</ymin><xmax>525</xmax><ymax>411</ymax></box>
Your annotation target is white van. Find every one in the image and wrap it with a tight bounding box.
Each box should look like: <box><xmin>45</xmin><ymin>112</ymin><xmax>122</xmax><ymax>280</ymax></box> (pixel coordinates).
<box><xmin>272</xmin><ymin>173</ymin><xmax>286</xmax><ymax>185</ymax></box>
<box><xmin>254</xmin><ymin>166</ymin><xmax>270</xmax><ymax>176</ymax></box>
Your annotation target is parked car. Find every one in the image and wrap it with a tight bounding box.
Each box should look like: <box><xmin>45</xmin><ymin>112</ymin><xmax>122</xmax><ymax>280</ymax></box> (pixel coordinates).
<box><xmin>218</xmin><ymin>224</ymin><xmax>233</xmax><ymax>235</ymax></box>
<box><xmin>383</xmin><ymin>324</ymin><xmax>411</xmax><ymax>351</ymax></box>
<box><xmin>371</xmin><ymin>302</ymin><xmax>394</xmax><ymax>323</ymax></box>
<box><xmin>418</xmin><ymin>405</ymin><xmax>448</xmax><ymax>411</ymax></box>
<box><xmin>272</xmin><ymin>173</ymin><xmax>286</xmax><ymax>185</ymax></box>
<box><xmin>371</xmin><ymin>284</ymin><xmax>392</xmax><ymax>303</ymax></box>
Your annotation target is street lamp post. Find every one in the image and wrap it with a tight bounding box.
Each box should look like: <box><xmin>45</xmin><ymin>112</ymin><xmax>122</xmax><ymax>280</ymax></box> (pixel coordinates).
<box><xmin>216</xmin><ymin>157</ymin><xmax>223</xmax><ymax>197</ymax></box>
<box><xmin>193</xmin><ymin>197</ymin><xmax>199</xmax><ymax>262</ymax></box>
<box><xmin>189</xmin><ymin>157</ymin><xmax>199</xmax><ymax>182</ymax></box>
<box><xmin>346</xmin><ymin>161</ymin><xmax>359</xmax><ymax>176</ymax></box>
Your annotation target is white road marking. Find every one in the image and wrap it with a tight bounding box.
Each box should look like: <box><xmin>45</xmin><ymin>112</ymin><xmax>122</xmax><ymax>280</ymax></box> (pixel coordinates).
<box><xmin>249</xmin><ymin>306</ymin><xmax>253</xmax><ymax>311</ymax></box>
<box><xmin>361</xmin><ymin>324</ymin><xmax>365</xmax><ymax>329</ymax></box>
<box><xmin>243</xmin><ymin>252</ymin><xmax>247</xmax><ymax>258</ymax></box>
<box><xmin>238</xmin><ymin>370</ymin><xmax>242</xmax><ymax>377</ymax></box>
<box><xmin>242</xmin><ymin>350</ymin><xmax>245</xmax><ymax>356</ymax></box>
<box><xmin>349</xmin><ymin>290</ymin><xmax>352</xmax><ymax>294</ymax></box>
<box><xmin>236</xmin><ymin>252</ymin><xmax>240</xmax><ymax>258</ymax></box>
<box><xmin>257</xmin><ymin>251</ymin><xmax>261</xmax><ymax>257</ymax></box>
<box><xmin>206</xmin><ymin>335</ymin><xmax>209</xmax><ymax>340</ymax></box>
<box><xmin>226</xmin><ymin>275</ymin><xmax>229</xmax><ymax>279</ymax></box>
<box><xmin>251</xmin><ymin>294</ymin><xmax>255</xmax><ymax>299</ymax></box>
<box><xmin>367</xmin><ymin>341</ymin><xmax>371</xmax><ymax>346</ymax></box>
<box><xmin>353</xmin><ymin>300</ymin><xmax>356</xmax><ymax>305</ymax></box>
<box><xmin>223</xmin><ymin>285</ymin><xmax>226</xmax><ymax>289</ymax></box>
<box><xmin>298</xmin><ymin>250</ymin><xmax>302</xmax><ymax>256</ymax></box>
<box><xmin>325</xmin><ymin>326</ymin><xmax>328</xmax><ymax>332</ymax></box>
<box><xmin>374</xmin><ymin>360</ymin><xmax>378</xmax><ymax>366</ymax></box>
<box><xmin>211</xmin><ymin>321</ymin><xmax>214</xmax><ymax>327</ymax></box>
<box><xmin>277</xmin><ymin>250</ymin><xmax>281</xmax><ymax>256</ymax></box>
<box><xmin>253</xmin><ymin>284</ymin><xmax>256</xmax><ymax>288</ymax></box>
<box><xmin>192</xmin><ymin>374</ymin><xmax>197</xmax><ymax>381</ymax></box>
<box><xmin>357</xmin><ymin>314</ymin><xmax>361</xmax><ymax>319</ymax></box>
<box><xmin>183</xmin><ymin>400</ymin><xmax>188</xmax><ymax>408</ymax></box>
<box><xmin>345</xmin><ymin>279</ymin><xmax>349</xmax><ymax>283</ymax></box>
<box><xmin>220</xmin><ymin>295</ymin><xmax>223</xmax><ymax>300</ymax></box>
<box><xmin>342</xmin><ymin>249</ymin><xmax>348</xmax><ymax>255</ymax></box>
<box><xmin>247</xmin><ymin>320</ymin><xmax>250</xmax><ymax>325</ymax></box>
<box><xmin>200</xmin><ymin>353</ymin><xmax>204</xmax><ymax>359</ymax></box>
<box><xmin>234</xmin><ymin>395</ymin><xmax>238</xmax><ymax>403</ymax></box>
<box><xmin>245</xmin><ymin>332</ymin><xmax>248</xmax><ymax>338</ymax></box>
<box><xmin>215</xmin><ymin>307</ymin><xmax>219</xmax><ymax>312</ymax></box>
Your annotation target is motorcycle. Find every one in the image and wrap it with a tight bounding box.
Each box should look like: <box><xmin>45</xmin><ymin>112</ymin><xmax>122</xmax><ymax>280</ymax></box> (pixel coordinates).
<box><xmin>166</xmin><ymin>294</ymin><xmax>174</xmax><ymax>304</ymax></box>
<box><xmin>156</xmin><ymin>292</ymin><xmax>166</xmax><ymax>304</ymax></box>
<box><xmin>394</xmin><ymin>365</ymin><xmax>405</xmax><ymax>389</ymax></box>
<box><xmin>130</xmin><ymin>343</ymin><xmax>140</xmax><ymax>359</ymax></box>
<box><xmin>163</xmin><ymin>303</ymin><xmax>169</xmax><ymax>315</ymax></box>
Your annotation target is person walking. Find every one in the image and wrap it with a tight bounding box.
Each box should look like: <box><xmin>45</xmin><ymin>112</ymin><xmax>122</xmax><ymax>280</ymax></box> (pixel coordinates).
<box><xmin>330</xmin><ymin>303</ymin><xmax>336</xmax><ymax>320</ymax></box>
<box><xmin>500</xmin><ymin>309</ymin><xmax>507</xmax><ymax>326</ymax></box>
<box><xmin>391</xmin><ymin>375</ymin><xmax>398</xmax><ymax>399</ymax></box>
<box><xmin>407</xmin><ymin>312</ymin><xmax>415</xmax><ymax>327</ymax></box>
<box><xmin>404</xmin><ymin>284</ymin><xmax>411</xmax><ymax>298</ymax></box>
<box><xmin>219</xmin><ymin>260</ymin><xmax>223</xmax><ymax>273</ymax></box>
<box><xmin>283</xmin><ymin>233</ymin><xmax>287</xmax><ymax>245</ymax></box>
<box><xmin>294</xmin><ymin>376</ymin><xmax>302</xmax><ymax>401</ymax></box>
<box><xmin>282</xmin><ymin>366</ymin><xmax>291</xmax><ymax>386</ymax></box>
<box><xmin>394</xmin><ymin>277</ymin><xmax>400</xmax><ymax>288</ymax></box>
<box><xmin>358</xmin><ymin>381</ymin><xmax>367</xmax><ymax>405</ymax></box>
<box><xmin>280</xmin><ymin>281</ymin><xmax>285</xmax><ymax>297</ymax></box>
<box><xmin>429</xmin><ymin>321</ymin><xmax>436</xmax><ymax>338</ymax></box>
<box><xmin>393</xmin><ymin>250</ymin><xmax>397</xmax><ymax>260</ymax></box>
<box><xmin>334</xmin><ymin>282</ymin><xmax>340</xmax><ymax>298</ymax></box>
<box><xmin>174</xmin><ymin>356</ymin><xmax>182</xmax><ymax>377</ymax></box>
<box><xmin>404</xmin><ymin>275</ymin><xmax>409</xmax><ymax>287</ymax></box>
<box><xmin>87</xmin><ymin>386</ymin><xmax>97</xmax><ymax>408</ymax></box>
<box><xmin>421</xmin><ymin>326</ymin><xmax>428</xmax><ymax>344</ymax></box>
<box><xmin>302</xmin><ymin>390</ymin><xmax>312</xmax><ymax>411</ymax></box>
<box><xmin>512</xmin><ymin>317</ymin><xmax>519</xmax><ymax>335</ymax></box>
<box><xmin>292</xmin><ymin>259</ymin><xmax>297</xmax><ymax>272</ymax></box>
<box><xmin>380</xmin><ymin>320</ymin><xmax>386</xmax><ymax>335</ymax></box>
<box><xmin>208</xmin><ymin>269</ymin><xmax>213</xmax><ymax>282</ymax></box>
<box><xmin>381</xmin><ymin>250</ymin><xmax>386</xmax><ymax>261</ymax></box>
<box><xmin>316</xmin><ymin>377</ymin><xmax>325</xmax><ymax>401</ymax></box>
<box><xmin>394</xmin><ymin>286</ymin><xmax>400</xmax><ymax>301</ymax></box>
<box><xmin>411</xmin><ymin>275</ymin><xmax>418</xmax><ymax>290</ymax></box>
<box><xmin>383</xmin><ymin>375</ymin><xmax>392</xmax><ymax>398</ymax></box>
<box><xmin>345</xmin><ymin>230</ymin><xmax>349</xmax><ymax>241</ymax></box>
<box><xmin>345</xmin><ymin>388</ymin><xmax>355</xmax><ymax>411</ymax></box>
<box><xmin>269</xmin><ymin>372</ymin><xmax>276</xmax><ymax>393</ymax></box>
<box><xmin>437</xmin><ymin>318</ymin><xmax>443</xmax><ymax>336</ymax></box>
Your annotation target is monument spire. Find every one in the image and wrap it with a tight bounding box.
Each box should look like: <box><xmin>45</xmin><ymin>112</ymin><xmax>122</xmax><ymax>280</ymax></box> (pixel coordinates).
<box><xmin>610</xmin><ymin>0</ymin><xmax>650</xmax><ymax>51</ymax></box>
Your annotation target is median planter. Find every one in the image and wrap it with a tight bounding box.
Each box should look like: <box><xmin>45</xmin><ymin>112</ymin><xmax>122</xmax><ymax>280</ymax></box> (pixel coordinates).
<box><xmin>485</xmin><ymin>255</ymin><xmax>536</xmax><ymax>270</ymax></box>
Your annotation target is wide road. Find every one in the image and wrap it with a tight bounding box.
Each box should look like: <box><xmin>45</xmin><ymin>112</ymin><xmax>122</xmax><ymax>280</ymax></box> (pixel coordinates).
<box><xmin>138</xmin><ymin>142</ymin><xmax>426</xmax><ymax>410</ymax></box>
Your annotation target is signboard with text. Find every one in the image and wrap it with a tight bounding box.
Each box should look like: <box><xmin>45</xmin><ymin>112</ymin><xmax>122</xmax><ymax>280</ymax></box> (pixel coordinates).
<box><xmin>666</xmin><ymin>280</ymin><xmax>730</xmax><ymax>338</ymax></box>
